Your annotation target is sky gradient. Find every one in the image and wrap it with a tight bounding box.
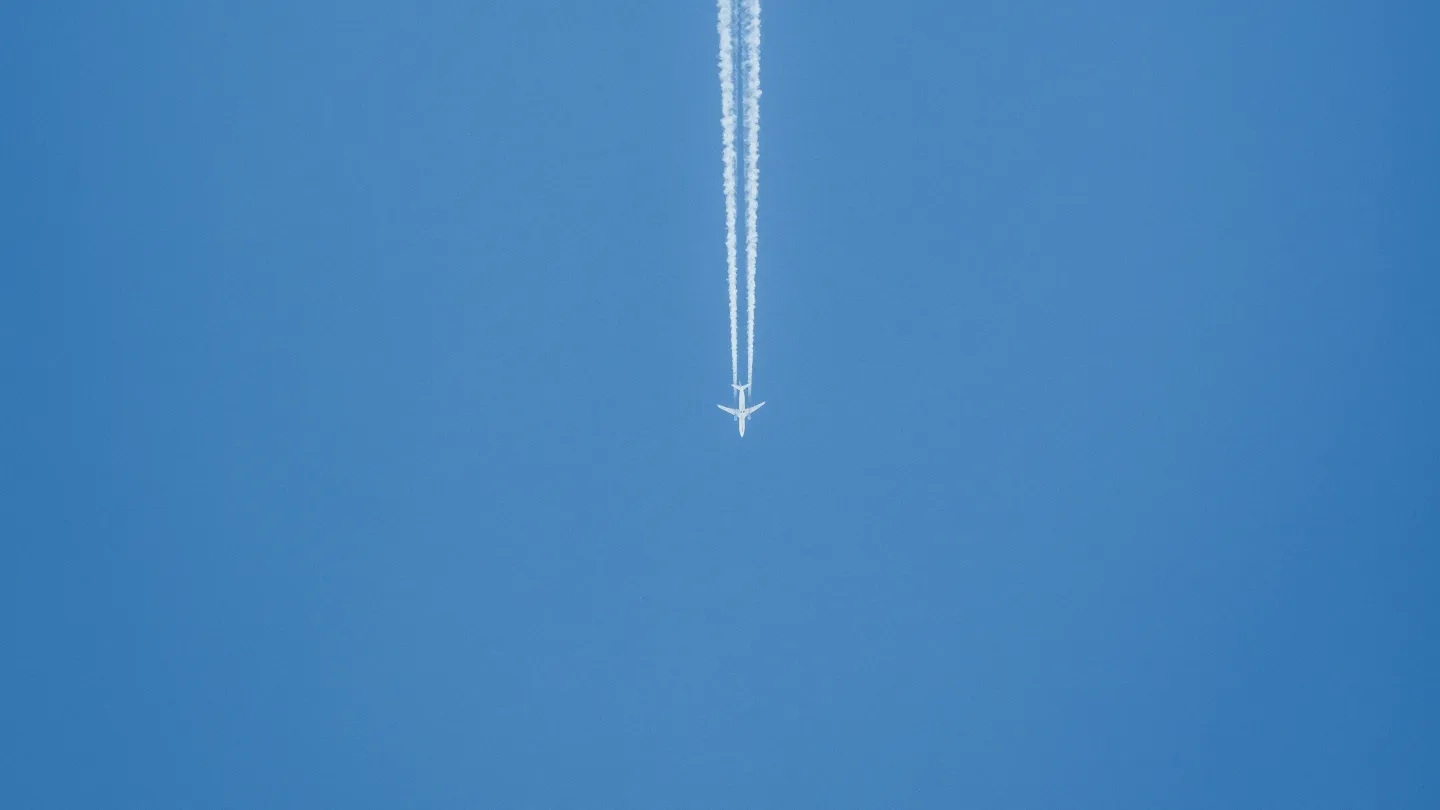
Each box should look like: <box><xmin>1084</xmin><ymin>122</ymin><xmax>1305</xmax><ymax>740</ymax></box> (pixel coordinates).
<box><xmin>4</xmin><ymin>1</ymin><xmax>1438</xmax><ymax>807</ymax></box>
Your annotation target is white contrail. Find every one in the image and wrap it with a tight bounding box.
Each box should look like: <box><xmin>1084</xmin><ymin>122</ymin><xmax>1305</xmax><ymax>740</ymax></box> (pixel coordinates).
<box><xmin>742</xmin><ymin>0</ymin><xmax>761</xmax><ymax>388</ymax></box>
<box><xmin>717</xmin><ymin>0</ymin><xmax>739</xmax><ymax>386</ymax></box>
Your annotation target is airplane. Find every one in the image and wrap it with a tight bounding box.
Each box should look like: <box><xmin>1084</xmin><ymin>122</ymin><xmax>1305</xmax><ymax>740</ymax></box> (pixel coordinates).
<box><xmin>717</xmin><ymin>383</ymin><xmax>765</xmax><ymax>437</ymax></box>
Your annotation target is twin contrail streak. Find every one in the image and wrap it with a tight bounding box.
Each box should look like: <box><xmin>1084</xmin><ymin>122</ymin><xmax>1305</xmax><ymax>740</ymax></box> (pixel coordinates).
<box><xmin>716</xmin><ymin>0</ymin><xmax>740</xmax><ymax>386</ymax></box>
<box><xmin>742</xmin><ymin>0</ymin><xmax>761</xmax><ymax>388</ymax></box>
<box><xmin>716</xmin><ymin>0</ymin><xmax>762</xmax><ymax>414</ymax></box>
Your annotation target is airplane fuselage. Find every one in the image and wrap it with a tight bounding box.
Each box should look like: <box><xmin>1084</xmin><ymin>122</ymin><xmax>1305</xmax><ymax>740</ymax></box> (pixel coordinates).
<box><xmin>717</xmin><ymin>383</ymin><xmax>764</xmax><ymax>437</ymax></box>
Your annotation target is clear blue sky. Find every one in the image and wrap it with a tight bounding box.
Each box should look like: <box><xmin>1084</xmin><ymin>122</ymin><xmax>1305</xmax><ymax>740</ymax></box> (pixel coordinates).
<box><xmin>4</xmin><ymin>1</ymin><xmax>1438</xmax><ymax>807</ymax></box>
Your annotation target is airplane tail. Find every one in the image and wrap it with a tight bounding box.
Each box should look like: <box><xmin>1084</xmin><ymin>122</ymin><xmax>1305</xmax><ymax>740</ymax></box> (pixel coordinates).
<box><xmin>732</xmin><ymin>383</ymin><xmax>750</xmax><ymax>394</ymax></box>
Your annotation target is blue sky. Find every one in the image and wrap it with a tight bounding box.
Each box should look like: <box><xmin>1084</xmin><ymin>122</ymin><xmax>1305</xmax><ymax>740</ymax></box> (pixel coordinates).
<box><xmin>4</xmin><ymin>1</ymin><xmax>1438</xmax><ymax>807</ymax></box>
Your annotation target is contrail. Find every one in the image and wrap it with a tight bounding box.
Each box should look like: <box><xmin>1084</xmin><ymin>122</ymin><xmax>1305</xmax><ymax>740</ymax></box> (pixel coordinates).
<box><xmin>716</xmin><ymin>0</ymin><xmax>740</xmax><ymax>386</ymax></box>
<box><xmin>742</xmin><ymin>0</ymin><xmax>761</xmax><ymax>388</ymax></box>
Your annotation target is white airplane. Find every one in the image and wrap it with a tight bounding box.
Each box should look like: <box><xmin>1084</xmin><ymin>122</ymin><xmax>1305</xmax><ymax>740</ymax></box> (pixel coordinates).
<box><xmin>717</xmin><ymin>383</ymin><xmax>765</xmax><ymax>437</ymax></box>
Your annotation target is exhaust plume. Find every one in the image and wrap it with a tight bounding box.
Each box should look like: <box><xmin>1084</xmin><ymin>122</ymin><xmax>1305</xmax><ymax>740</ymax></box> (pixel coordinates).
<box><xmin>742</xmin><ymin>0</ymin><xmax>761</xmax><ymax>388</ymax></box>
<box><xmin>716</xmin><ymin>0</ymin><xmax>740</xmax><ymax>386</ymax></box>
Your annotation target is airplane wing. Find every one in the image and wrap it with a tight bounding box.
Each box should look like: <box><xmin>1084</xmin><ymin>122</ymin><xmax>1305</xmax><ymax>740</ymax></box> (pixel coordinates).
<box><xmin>717</xmin><ymin>404</ymin><xmax>742</xmax><ymax>417</ymax></box>
<box><xmin>745</xmin><ymin>401</ymin><xmax>765</xmax><ymax>415</ymax></box>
